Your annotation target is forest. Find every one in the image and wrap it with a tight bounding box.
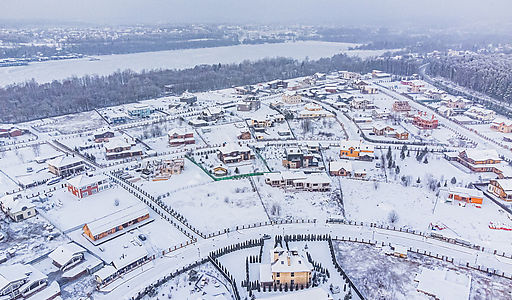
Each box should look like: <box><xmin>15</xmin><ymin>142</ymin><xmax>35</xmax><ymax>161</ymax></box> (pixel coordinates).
<box><xmin>0</xmin><ymin>54</ymin><xmax>418</xmax><ymax>123</ymax></box>
<box><xmin>427</xmin><ymin>53</ymin><xmax>512</xmax><ymax>104</ymax></box>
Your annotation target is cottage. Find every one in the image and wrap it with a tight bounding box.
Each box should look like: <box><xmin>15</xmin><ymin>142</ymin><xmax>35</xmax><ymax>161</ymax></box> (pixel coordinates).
<box><xmin>104</xmin><ymin>136</ymin><xmax>143</xmax><ymax>160</ymax></box>
<box><xmin>237</xmin><ymin>96</ymin><xmax>261</xmax><ymax>111</ymax></box>
<box><xmin>93</xmin><ymin>129</ymin><xmax>115</xmax><ymax>143</ymax></box>
<box><xmin>260</xmin><ymin>247</ymin><xmax>313</xmax><ymax>288</ymax></box>
<box><xmin>218</xmin><ymin>144</ymin><xmax>254</xmax><ymax>164</ymax></box>
<box><xmin>392</xmin><ymin>101</ymin><xmax>411</xmax><ymax>112</ymax></box>
<box><xmin>0</xmin><ymin>124</ymin><xmax>25</xmax><ymax>138</ymax></box>
<box><xmin>329</xmin><ymin>160</ymin><xmax>352</xmax><ymax>176</ymax></box>
<box><xmin>350</xmin><ymin>98</ymin><xmax>374</xmax><ymax>110</ymax></box>
<box><xmin>372</xmin><ymin>70</ymin><xmax>391</xmax><ymax>79</ymax></box>
<box><xmin>108</xmin><ymin>112</ymin><xmax>128</xmax><ymax>124</ymax></box>
<box><xmin>490</xmin><ymin>119</ymin><xmax>512</xmax><ymax>133</ymax></box>
<box><xmin>372</xmin><ymin>124</ymin><xmax>395</xmax><ymax>136</ymax></box>
<box><xmin>264</xmin><ymin>171</ymin><xmax>307</xmax><ymax>188</ymax></box>
<box><xmin>238</xmin><ymin>131</ymin><xmax>252</xmax><ymax>140</ymax></box>
<box><xmin>282</xmin><ymin>147</ymin><xmax>320</xmax><ymax>169</ymax></box>
<box><xmin>444</xmin><ymin>96</ymin><xmax>471</xmax><ymax>109</ymax></box>
<box><xmin>201</xmin><ymin>106</ymin><xmax>224</xmax><ymax>122</ymax></box>
<box><xmin>0</xmin><ymin>194</ymin><xmax>36</xmax><ymax>222</ymax></box>
<box><xmin>0</xmin><ymin>264</ymin><xmax>50</xmax><ymax>300</ymax></box>
<box><xmin>127</xmin><ymin>104</ymin><xmax>152</xmax><ymax>118</ymax></box>
<box><xmin>66</xmin><ymin>174</ymin><xmax>111</xmax><ymax>199</ymax></box>
<box><xmin>82</xmin><ymin>205</ymin><xmax>151</xmax><ymax>242</ymax></box>
<box><xmin>168</xmin><ymin>128</ymin><xmax>195</xmax><ymax>146</ymax></box>
<box><xmin>340</xmin><ymin>71</ymin><xmax>360</xmax><ymax>80</ymax></box>
<box><xmin>159</xmin><ymin>159</ymin><xmax>185</xmax><ymax>176</ymax></box>
<box><xmin>488</xmin><ymin>179</ymin><xmax>512</xmax><ymax>201</ymax></box>
<box><xmin>179</xmin><ymin>92</ymin><xmax>197</xmax><ymax>105</ymax></box>
<box><xmin>464</xmin><ymin>106</ymin><xmax>495</xmax><ymax>121</ymax></box>
<box><xmin>447</xmin><ymin>149</ymin><xmax>502</xmax><ymax>174</ymax></box>
<box><xmin>339</xmin><ymin>140</ymin><xmax>374</xmax><ymax>160</ymax></box>
<box><xmin>48</xmin><ymin>243</ymin><xmax>87</xmax><ymax>272</ymax></box>
<box><xmin>294</xmin><ymin>173</ymin><xmax>331</xmax><ymax>191</ymax></box>
<box><xmin>47</xmin><ymin>156</ymin><xmax>84</xmax><ymax>177</ymax></box>
<box><xmin>447</xmin><ymin>187</ymin><xmax>484</xmax><ymax>204</ymax></box>
<box><xmin>413</xmin><ymin>112</ymin><xmax>438</xmax><ymax>129</ymax></box>
<box><xmin>282</xmin><ymin>91</ymin><xmax>302</xmax><ymax>104</ymax></box>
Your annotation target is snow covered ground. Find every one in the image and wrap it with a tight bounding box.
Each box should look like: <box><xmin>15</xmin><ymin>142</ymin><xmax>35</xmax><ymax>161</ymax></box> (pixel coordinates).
<box><xmin>0</xmin><ymin>41</ymin><xmax>392</xmax><ymax>86</ymax></box>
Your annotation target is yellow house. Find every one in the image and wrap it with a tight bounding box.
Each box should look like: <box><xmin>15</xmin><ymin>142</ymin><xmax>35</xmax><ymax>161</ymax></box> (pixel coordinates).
<box><xmin>260</xmin><ymin>247</ymin><xmax>313</xmax><ymax>287</ymax></box>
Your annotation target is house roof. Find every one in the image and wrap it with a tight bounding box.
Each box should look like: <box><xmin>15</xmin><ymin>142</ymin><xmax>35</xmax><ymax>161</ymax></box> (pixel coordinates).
<box><xmin>339</xmin><ymin>140</ymin><xmax>374</xmax><ymax>152</ymax></box>
<box><xmin>219</xmin><ymin>144</ymin><xmax>251</xmax><ymax>155</ymax></box>
<box><xmin>47</xmin><ymin>155</ymin><xmax>82</xmax><ymax>168</ymax></box>
<box><xmin>462</xmin><ymin>149</ymin><xmax>500</xmax><ymax>162</ymax></box>
<box><xmin>329</xmin><ymin>160</ymin><xmax>353</xmax><ymax>172</ymax></box>
<box><xmin>67</xmin><ymin>174</ymin><xmax>108</xmax><ymax>189</ymax></box>
<box><xmin>494</xmin><ymin>179</ymin><xmax>512</xmax><ymax>192</ymax></box>
<box><xmin>270</xmin><ymin>248</ymin><xmax>313</xmax><ymax>273</ymax></box>
<box><xmin>448</xmin><ymin>187</ymin><xmax>483</xmax><ymax>198</ymax></box>
<box><xmin>48</xmin><ymin>243</ymin><xmax>86</xmax><ymax>266</ymax></box>
<box><xmin>0</xmin><ymin>264</ymin><xmax>46</xmax><ymax>291</ymax></box>
<box><xmin>168</xmin><ymin>128</ymin><xmax>194</xmax><ymax>137</ymax></box>
<box><xmin>104</xmin><ymin>137</ymin><xmax>134</xmax><ymax>151</ymax></box>
<box><xmin>84</xmin><ymin>205</ymin><xmax>150</xmax><ymax>237</ymax></box>
<box><xmin>0</xmin><ymin>194</ymin><xmax>35</xmax><ymax>213</ymax></box>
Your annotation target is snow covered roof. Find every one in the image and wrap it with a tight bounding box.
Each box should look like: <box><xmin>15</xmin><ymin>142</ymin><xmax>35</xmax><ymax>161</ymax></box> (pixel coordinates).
<box><xmin>47</xmin><ymin>155</ymin><xmax>82</xmax><ymax>168</ymax></box>
<box><xmin>0</xmin><ymin>264</ymin><xmax>46</xmax><ymax>291</ymax></box>
<box><xmin>270</xmin><ymin>248</ymin><xmax>312</xmax><ymax>274</ymax></box>
<box><xmin>462</xmin><ymin>149</ymin><xmax>500</xmax><ymax>162</ymax></box>
<box><xmin>415</xmin><ymin>267</ymin><xmax>471</xmax><ymax>300</ymax></box>
<box><xmin>296</xmin><ymin>173</ymin><xmax>331</xmax><ymax>185</ymax></box>
<box><xmin>448</xmin><ymin>187</ymin><xmax>483</xmax><ymax>198</ymax></box>
<box><xmin>0</xmin><ymin>194</ymin><xmax>35</xmax><ymax>213</ymax></box>
<box><xmin>339</xmin><ymin>140</ymin><xmax>374</xmax><ymax>152</ymax></box>
<box><xmin>329</xmin><ymin>160</ymin><xmax>353</xmax><ymax>172</ymax></box>
<box><xmin>48</xmin><ymin>243</ymin><xmax>86</xmax><ymax>266</ymax></box>
<box><xmin>168</xmin><ymin>128</ymin><xmax>194</xmax><ymax>137</ymax></box>
<box><xmin>67</xmin><ymin>174</ymin><xmax>108</xmax><ymax>189</ymax></box>
<box><xmin>494</xmin><ymin>179</ymin><xmax>512</xmax><ymax>192</ymax></box>
<box><xmin>219</xmin><ymin>144</ymin><xmax>251</xmax><ymax>154</ymax></box>
<box><xmin>104</xmin><ymin>137</ymin><xmax>134</xmax><ymax>151</ymax></box>
<box><xmin>85</xmin><ymin>205</ymin><xmax>150</xmax><ymax>237</ymax></box>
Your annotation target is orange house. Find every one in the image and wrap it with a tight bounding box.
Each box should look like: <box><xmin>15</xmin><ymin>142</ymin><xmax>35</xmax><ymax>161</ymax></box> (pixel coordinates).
<box><xmin>339</xmin><ymin>140</ymin><xmax>374</xmax><ymax>160</ymax></box>
<box><xmin>447</xmin><ymin>187</ymin><xmax>483</xmax><ymax>204</ymax></box>
<box><xmin>83</xmin><ymin>205</ymin><xmax>150</xmax><ymax>242</ymax></box>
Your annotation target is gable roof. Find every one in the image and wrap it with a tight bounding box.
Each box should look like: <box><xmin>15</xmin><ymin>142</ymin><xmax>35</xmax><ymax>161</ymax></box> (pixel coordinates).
<box><xmin>48</xmin><ymin>243</ymin><xmax>86</xmax><ymax>266</ymax></box>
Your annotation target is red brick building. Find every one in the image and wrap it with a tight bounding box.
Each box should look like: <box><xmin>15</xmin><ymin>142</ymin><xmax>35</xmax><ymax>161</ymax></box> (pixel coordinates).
<box><xmin>413</xmin><ymin>112</ymin><xmax>438</xmax><ymax>129</ymax></box>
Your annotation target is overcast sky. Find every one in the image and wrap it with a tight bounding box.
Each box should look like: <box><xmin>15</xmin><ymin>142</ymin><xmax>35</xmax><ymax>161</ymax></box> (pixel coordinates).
<box><xmin>1</xmin><ymin>0</ymin><xmax>510</xmax><ymax>28</ymax></box>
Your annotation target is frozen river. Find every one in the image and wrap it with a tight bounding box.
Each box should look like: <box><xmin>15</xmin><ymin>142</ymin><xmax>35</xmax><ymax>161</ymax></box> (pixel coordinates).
<box><xmin>0</xmin><ymin>41</ymin><xmax>391</xmax><ymax>86</ymax></box>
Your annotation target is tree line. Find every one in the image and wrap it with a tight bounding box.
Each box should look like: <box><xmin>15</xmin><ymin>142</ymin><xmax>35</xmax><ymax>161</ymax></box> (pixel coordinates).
<box><xmin>0</xmin><ymin>54</ymin><xmax>419</xmax><ymax>123</ymax></box>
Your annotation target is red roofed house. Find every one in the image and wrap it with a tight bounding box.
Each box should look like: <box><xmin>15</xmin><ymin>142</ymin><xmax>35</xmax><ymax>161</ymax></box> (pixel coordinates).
<box><xmin>413</xmin><ymin>112</ymin><xmax>438</xmax><ymax>129</ymax></box>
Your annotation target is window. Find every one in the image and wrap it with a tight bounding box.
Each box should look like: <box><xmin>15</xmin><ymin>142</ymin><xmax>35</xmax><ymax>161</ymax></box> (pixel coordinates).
<box><xmin>276</xmin><ymin>272</ymin><xmax>280</xmax><ymax>277</ymax></box>
<box><xmin>291</xmin><ymin>272</ymin><xmax>294</xmax><ymax>277</ymax></box>
<box><xmin>281</xmin><ymin>261</ymin><xmax>284</xmax><ymax>264</ymax></box>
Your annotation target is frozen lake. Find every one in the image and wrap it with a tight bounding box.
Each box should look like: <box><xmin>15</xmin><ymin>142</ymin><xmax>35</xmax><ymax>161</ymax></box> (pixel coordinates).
<box><xmin>0</xmin><ymin>41</ymin><xmax>391</xmax><ymax>86</ymax></box>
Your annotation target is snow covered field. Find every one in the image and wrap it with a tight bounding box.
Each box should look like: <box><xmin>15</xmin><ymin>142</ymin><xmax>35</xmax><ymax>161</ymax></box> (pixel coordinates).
<box><xmin>0</xmin><ymin>41</ymin><xmax>391</xmax><ymax>86</ymax></box>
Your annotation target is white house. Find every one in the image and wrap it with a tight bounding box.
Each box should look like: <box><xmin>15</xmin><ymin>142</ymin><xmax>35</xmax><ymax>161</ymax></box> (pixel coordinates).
<box><xmin>0</xmin><ymin>194</ymin><xmax>36</xmax><ymax>222</ymax></box>
<box><xmin>0</xmin><ymin>264</ymin><xmax>50</xmax><ymax>299</ymax></box>
<box><xmin>48</xmin><ymin>243</ymin><xmax>87</xmax><ymax>272</ymax></box>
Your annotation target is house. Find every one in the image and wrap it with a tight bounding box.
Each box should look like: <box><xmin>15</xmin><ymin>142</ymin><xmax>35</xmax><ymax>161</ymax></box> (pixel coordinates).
<box><xmin>260</xmin><ymin>247</ymin><xmax>313</xmax><ymax>288</ymax></box>
<box><xmin>218</xmin><ymin>144</ymin><xmax>254</xmax><ymax>164</ymax></box>
<box><xmin>437</xmin><ymin>106</ymin><xmax>455</xmax><ymax>117</ymax></box>
<box><xmin>444</xmin><ymin>96</ymin><xmax>471</xmax><ymax>109</ymax></box>
<box><xmin>350</xmin><ymin>98</ymin><xmax>374</xmax><ymax>110</ymax></box>
<box><xmin>238</xmin><ymin>131</ymin><xmax>251</xmax><ymax>140</ymax></box>
<box><xmin>83</xmin><ymin>205</ymin><xmax>151</xmax><ymax>242</ymax></box>
<box><xmin>0</xmin><ymin>263</ymin><xmax>51</xmax><ymax>300</ymax></box>
<box><xmin>127</xmin><ymin>104</ymin><xmax>152</xmax><ymax>118</ymax></box>
<box><xmin>237</xmin><ymin>96</ymin><xmax>261</xmax><ymax>111</ymax></box>
<box><xmin>93</xmin><ymin>129</ymin><xmax>115</xmax><ymax>143</ymax></box>
<box><xmin>104</xmin><ymin>137</ymin><xmax>143</xmax><ymax>160</ymax></box>
<box><xmin>372</xmin><ymin>70</ymin><xmax>391</xmax><ymax>79</ymax></box>
<box><xmin>168</xmin><ymin>128</ymin><xmax>195</xmax><ymax>146</ymax></box>
<box><xmin>267</xmin><ymin>79</ymin><xmax>288</xmax><ymax>89</ymax></box>
<box><xmin>94</xmin><ymin>237</ymin><xmax>151</xmax><ymax>287</ymax></box>
<box><xmin>401</xmin><ymin>80</ymin><xmax>425</xmax><ymax>93</ymax></box>
<box><xmin>372</xmin><ymin>124</ymin><xmax>395</xmax><ymax>136</ymax></box>
<box><xmin>201</xmin><ymin>106</ymin><xmax>224</xmax><ymax>122</ymax></box>
<box><xmin>282</xmin><ymin>147</ymin><xmax>320</xmax><ymax>169</ymax></box>
<box><xmin>66</xmin><ymin>174</ymin><xmax>111</xmax><ymax>199</ymax></box>
<box><xmin>329</xmin><ymin>160</ymin><xmax>352</xmax><ymax>176</ymax></box>
<box><xmin>415</xmin><ymin>267</ymin><xmax>471</xmax><ymax>300</ymax></box>
<box><xmin>264</xmin><ymin>172</ymin><xmax>330</xmax><ymax>191</ymax></box>
<box><xmin>47</xmin><ymin>155</ymin><xmax>84</xmax><ymax>177</ymax></box>
<box><xmin>413</xmin><ymin>112</ymin><xmax>439</xmax><ymax>129</ymax></box>
<box><xmin>446</xmin><ymin>149</ymin><xmax>502</xmax><ymax>173</ymax></box>
<box><xmin>0</xmin><ymin>194</ymin><xmax>36</xmax><ymax>222</ymax></box>
<box><xmin>0</xmin><ymin>124</ymin><xmax>25</xmax><ymax>138</ymax></box>
<box><xmin>159</xmin><ymin>159</ymin><xmax>185</xmax><ymax>176</ymax></box>
<box><xmin>464</xmin><ymin>106</ymin><xmax>495</xmax><ymax>121</ymax></box>
<box><xmin>392</xmin><ymin>101</ymin><xmax>411</xmax><ymax>112</ymax></box>
<box><xmin>108</xmin><ymin>112</ymin><xmax>128</xmax><ymax>124</ymax></box>
<box><xmin>424</xmin><ymin>88</ymin><xmax>446</xmax><ymax>100</ymax></box>
<box><xmin>48</xmin><ymin>243</ymin><xmax>87</xmax><ymax>272</ymax></box>
<box><xmin>447</xmin><ymin>187</ymin><xmax>484</xmax><ymax>204</ymax></box>
<box><xmin>282</xmin><ymin>91</ymin><xmax>302</xmax><ymax>104</ymax></box>
<box><xmin>340</xmin><ymin>71</ymin><xmax>360</xmax><ymax>80</ymax></box>
<box><xmin>339</xmin><ymin>140</ymin><xmax>374</xmax><ymax>160</ymax></box>
<box><xmin>179</xmin><ymin>92</ymin><xmax>197</xmax><ymax>105</ymax></box>
<box><xmin>488</xmin><ymin>179</ymin><xmax>512</xmax><ymax>201</ymax></box>
<box><xmin>361</xmin><ymin>85</ymin><xmax>378</xmax><ymax>94</ymax></box>
<box><xmin>371</xmin><ymin>108</ymin><xmax>391</xmax><ymax>119</ymax></box>
<box><xmin>264</xmin><ymin>171</ymin><xmax>306</xmax><ymax>188</ymax></box>
<box><xmin>490</xmin><ymin>119</ymin><xmax>512</xmax><ymax>133</ymax></box>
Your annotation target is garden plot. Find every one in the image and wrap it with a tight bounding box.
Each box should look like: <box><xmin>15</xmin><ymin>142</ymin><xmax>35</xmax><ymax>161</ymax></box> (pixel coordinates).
<box><xmin>217</xmin><ymin>246</ymin><xmax>261</xmax><ymax>299</ymax></box>
<box><xmin>160</xmin><ymin>179</ymin><xmax>269</xmax><ymax>234</ymax></box>
<box><xmin>0</xmin><ymin>143</ymin><xmax>62</xmax><ymax>191</ymax></box>
<box><xmin>360</xmin><ymin>120</ymin><xmax>416</xmax><ymax>143</ymax></box>
<box><xmin>30</xmin><ymin>110</ymin><xmax>107</xmax><ymax>134</ymax></box>
<box><xmin>135</xmin><ymin>160</ymin><xmax>213</xmax><ymax>199</ymax></box>
<box><xmin>334</xmin><ymin>241</ymin><xmax>512</xmax><ymax>300</ymax></box>
<box><xmin>399</xmin><ymin>121</ymin><xmax>458</xmax><ymax>146</ymax></box>
<box><xmin>197</xmin><ymin>122</ymin><xmax>252</xmax><ymax>145</ymax></box>
<box><xmin>255</xmin><ymin>176</ymin><xmax>342</xmax><ymax>222</ymax></box>
<box><xmin>340</xmin><ymin>177</ymin><xmax>512</xmax><ymax>250</ymax></box>
<box><xmin>0</xmin><ymin>214</ymin><xmax>68</xmax><ymax>265</ymax></box>
<box><xmin>39</xmin><ymin>185</ymin><xmax>142</xmax><ymax>231</ymax></box>
<box><xmin>140</xmin><ymin>262</ymin><xmax>234</xmax><ymax>300</ymax></box>
<box><xmin>287</xmin><ymin>117</ymin><xmax>344</xmax><ymax>141</ymax></box>
<box><xmin>467</xmin><ymin>122</ymin><xmax>512</xmax><ymax>147</ymax></box>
